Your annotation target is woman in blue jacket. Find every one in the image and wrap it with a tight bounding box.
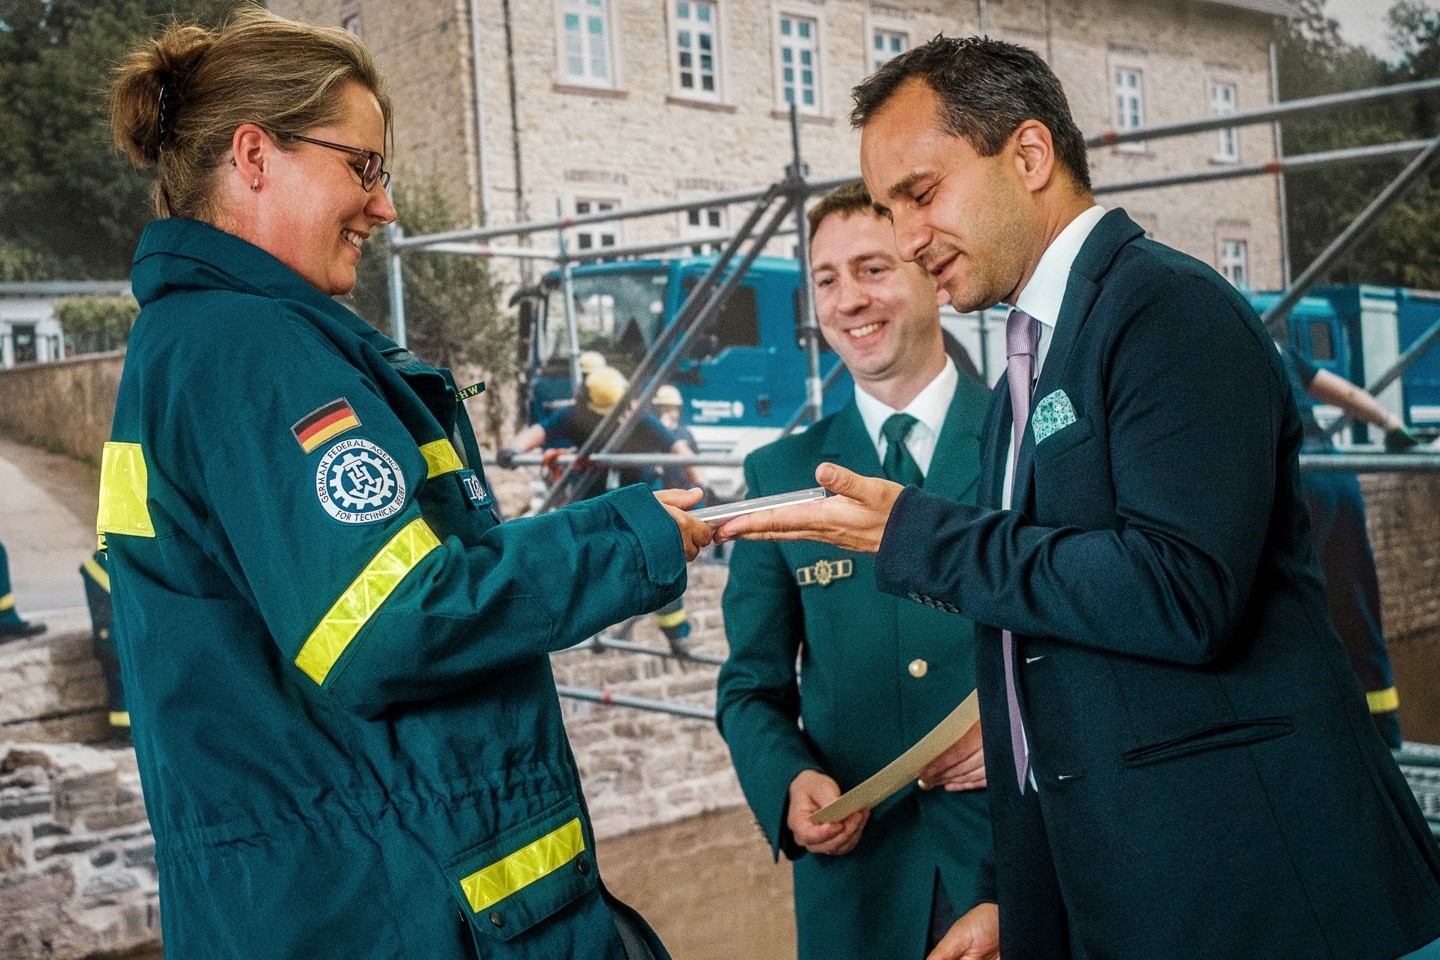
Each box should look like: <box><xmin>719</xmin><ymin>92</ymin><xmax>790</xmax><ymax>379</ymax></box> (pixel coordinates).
<box><xmin>104</xmin><ymin>10</ymin><xmax>709</xmax><ymax>958</ymax></box>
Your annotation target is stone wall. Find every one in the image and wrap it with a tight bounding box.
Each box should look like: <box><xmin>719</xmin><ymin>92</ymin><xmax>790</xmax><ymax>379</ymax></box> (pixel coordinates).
<box><xmin>1365</xmin><ymin>473</ymin><xmax>1440</xmax><ymax>744</ymax></box>
<box><xmin>0</xmin><ymin>354</ymin><xmax>124</xmax><ymax>468</ymax></box>
<box><xmin>0</xmin><ymin>744</ymin><xmax>159</xmax><ymax>960</ymax></box>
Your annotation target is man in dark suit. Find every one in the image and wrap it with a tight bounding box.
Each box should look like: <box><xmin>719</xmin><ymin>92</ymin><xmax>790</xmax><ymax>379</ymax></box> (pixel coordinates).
<box><xmin>716</xmin><ymin>37</ymin><xmax>1440</xmax><ymax>960</ymax></box>
<box><xmin>717</xmin><ymin>181</ymin><xmax>993</xmax><ymax>960</ymax></box>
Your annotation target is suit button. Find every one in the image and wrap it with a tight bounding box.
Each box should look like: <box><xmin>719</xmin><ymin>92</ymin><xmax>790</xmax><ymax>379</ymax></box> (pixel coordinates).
<box><xmin>907</xmin><ymin>592</ymin><xmax>922</xmax><ymax>603</ymax></box>
<box><xmin>908</xmin><ymin>658</ymin><xmax>929</xmax><ymax>678</ymax></box>
<box><xmin>576</xmin><ymin>857</ymin><xmax>590</xmax><ymax>876</ymax></box>
<box><xmin>490</xmin><ymin>911</ymin><xmax>505</xmax><ymax>928</ymax></box>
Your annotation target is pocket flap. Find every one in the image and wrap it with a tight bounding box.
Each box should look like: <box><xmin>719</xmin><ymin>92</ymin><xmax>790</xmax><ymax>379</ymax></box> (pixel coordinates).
<box><xmin>1123</xmin><ymin>716</ymin><xmax>1294</xmax><ymax>767</ymax></box>
<box><xmin>445</xmin><ymin>801</ymin><xmax>598</xmax><ymax>942</ymax></box>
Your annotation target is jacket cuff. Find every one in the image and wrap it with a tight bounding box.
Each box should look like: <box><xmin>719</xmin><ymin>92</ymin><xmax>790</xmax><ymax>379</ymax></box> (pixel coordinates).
<box><xmin>608</xmin><ymin>483</ymin><xmax>686</xmax><ymax>591</ymax></box>
<box><xmin>876</xmin><ymin>487</ymin><xmax>983</xmax><ymax>600</ymax></box>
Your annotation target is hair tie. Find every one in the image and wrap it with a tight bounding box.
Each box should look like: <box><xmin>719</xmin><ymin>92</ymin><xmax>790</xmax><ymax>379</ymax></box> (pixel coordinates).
<box><xmin>156</xmin><ymin>80</ymin><xmax>175</xmax><ymax>150</ymax></box>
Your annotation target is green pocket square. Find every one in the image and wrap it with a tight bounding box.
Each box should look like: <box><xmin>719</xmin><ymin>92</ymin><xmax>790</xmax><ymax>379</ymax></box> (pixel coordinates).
<box><xmin>1032</xmin><ymin>389</ymin><xmax>1076</xmax><ymax>444</ymax></box>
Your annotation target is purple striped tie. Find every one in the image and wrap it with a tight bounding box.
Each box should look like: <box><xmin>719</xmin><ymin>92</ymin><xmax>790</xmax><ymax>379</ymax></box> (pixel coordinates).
<box><xmin>1003</xmin><ymin>308</ymin><xmax>1040</xmax><ymax>793</ymax></box>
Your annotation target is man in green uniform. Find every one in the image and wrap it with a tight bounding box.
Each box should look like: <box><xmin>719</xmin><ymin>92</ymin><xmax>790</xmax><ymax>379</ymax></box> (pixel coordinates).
<box><xmin>716</xmin><ymin>182</ymin><xmax>993</xmax><ymax>959</ymax></box>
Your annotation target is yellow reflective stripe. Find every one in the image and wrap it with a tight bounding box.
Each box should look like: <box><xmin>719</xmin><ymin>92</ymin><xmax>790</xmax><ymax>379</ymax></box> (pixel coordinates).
<box><xmin>419</xmin><ymin>439</ymin><xmax>463</xmax><ymax>477</ymax></box>
<box><xmin>97</xmin><ymin>442</ymin><xmax>155</xmax><ymax>538</ymax></box>
<box><xmin>1367</xmin><ymin>687</ymin><xmax>1400</xmax><ymax>713</ymax></box>
<box><xmin>460</xmin><ymin>818</ymin><xmax>586</xmax><ymax>914</ymax></box>
<box><xmin>82</xmin><ymin>556</ymin><xmax>111</xmax><ymax>593</ymax></box>
<box><xmin>0</xmin><ymin>595</ymin><xmax>12</xmax><ymax>613</ymax></box>
<box><xmin>655</xmin><ymin>608</ymin><xmax>688</xmax><ymax>629</ymax></box>
<box><xmin>294</xmin><ymin>518</ymin><xmax>441</xmax><ymax>684</ymax></box>
<box><xmin>109</xmin><ymin>711</ymin><xmax>131</xmax><ymax>728</ymax></box>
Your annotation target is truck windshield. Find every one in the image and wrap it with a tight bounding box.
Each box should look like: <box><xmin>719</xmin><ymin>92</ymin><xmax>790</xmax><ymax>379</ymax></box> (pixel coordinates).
<box><xmin>542</xmin><ymin>268</ymin><xmax>670</xmax><ymax>376</ymax></box>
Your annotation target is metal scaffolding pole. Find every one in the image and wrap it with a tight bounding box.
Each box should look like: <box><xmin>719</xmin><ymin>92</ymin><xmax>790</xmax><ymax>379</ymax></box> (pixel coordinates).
<box><xmin>556</xmin><ymin>197</ymin><xmax>582</xmax><ymax>388</ymax></box>
<box><xmin>566</xmin><ymin>633</ymin><xmax>726</xmax><ymax>667</ymax></box>
<box><xmin>386</xmin><ymin>223</ymin><xmax>407</xmax><ymax>348</ymax></box>
<box><xmin>1095</xmin><ymin>140</ymin><xmax>1430</xmax><ymax>197</ymax></box>
<box><xmin>1300</xmin><ymin>453</ymin><xmax>1440</xmax><ymax>473</ymax></box>
<box><xmin>392</xmin><ymin>175</ymin><xmax>852</xmax><ymax>251</ymax></box>
<box><xmin>556</xmin><ymin>685</ymin><xmax>714</xmax><ymax>720</ymax></box>
<box><xmin>789</xmin><ymin>104</ymin><xmax>825</xmax><ymax>427</ymax></box>
<box><xmin>1086</xmin><ymin>77</ymin><xmax>1440</xmax><ymax>149</ymax></box>
<box><xmin>1261</xmin><ymin>136</ymin><xmax>1440</xmax><ymax>337</ymax></box>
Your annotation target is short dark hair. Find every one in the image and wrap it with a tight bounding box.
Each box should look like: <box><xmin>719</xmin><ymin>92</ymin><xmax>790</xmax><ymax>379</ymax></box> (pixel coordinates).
<box><xmin>851</xmin><ymin>36</ymin><xmax>1091</xmax><ymax>191</ymax></box>
<box><xmin>806</xmin><ymin>180</ymin><xmax>874</xmax><ymax>240</ymax></box>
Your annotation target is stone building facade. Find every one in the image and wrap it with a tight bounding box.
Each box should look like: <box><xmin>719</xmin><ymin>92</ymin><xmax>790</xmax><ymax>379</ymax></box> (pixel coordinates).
<box><xmin>272</xmin><ymin>0</ymin><xmax>1293</xmax><ymax>291</ymax></box>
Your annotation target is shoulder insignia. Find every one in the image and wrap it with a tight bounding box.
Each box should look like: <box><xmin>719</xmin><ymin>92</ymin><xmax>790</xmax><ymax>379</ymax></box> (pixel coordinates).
<box><xmin>316</xmin><ymin>438</ymin><xmax>407</xmax><ymax>524</ymax></box>
<box><xmin>293</xmin><ymin>398</ymin><xmax>361</xmax><ymax>453</ymax></box>
<box><xmin>795</xmin><ymin>558</ymin><xmax>854</xmax><ymax>587</ymax></box>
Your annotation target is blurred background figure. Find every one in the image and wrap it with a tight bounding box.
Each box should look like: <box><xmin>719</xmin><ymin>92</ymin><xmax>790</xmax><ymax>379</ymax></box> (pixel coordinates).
<box><xmin>1281</xmin><ymin>342</ymin><xmax>1418</xmax><ymax>747</ymax></box>
<box><xmin>80</xmin><ymin>550</ymin><xmax>128</xmax><ymax>743</ymax></box>
<box><xmin>0</xmin><ymin>538</ymin><xmax>46</xmax><ymax>641</ymax></box>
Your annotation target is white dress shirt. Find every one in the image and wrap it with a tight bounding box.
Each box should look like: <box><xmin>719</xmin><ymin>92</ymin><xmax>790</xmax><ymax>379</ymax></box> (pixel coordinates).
<box><xmin>855</xmin><ymin>356</ymin><xmax>959</xmax><ymax>477</ymax></box>
<box><xmin>1001</xmin><ymin>204</ymin><xmax>1106</xmax><ymax>509</ymax></box>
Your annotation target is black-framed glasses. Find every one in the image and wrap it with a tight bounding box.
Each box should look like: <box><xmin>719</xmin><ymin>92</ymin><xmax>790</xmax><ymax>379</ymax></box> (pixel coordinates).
<box><xmin>288</xmin><ymin>134</ymin><xmax>391</xmax><ymax>191</ymax></box>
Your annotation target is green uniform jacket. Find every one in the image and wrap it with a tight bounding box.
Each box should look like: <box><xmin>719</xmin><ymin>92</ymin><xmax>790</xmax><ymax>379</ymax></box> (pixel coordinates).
<box><xmin>716</xmin><ymin>376</ymin><xmax>994</xmax><ymax>960</ymax></box>
<box><xmin>100</xmin><ymin>219</ymin><xmax>685</xmax><ymax>960</ymax></box>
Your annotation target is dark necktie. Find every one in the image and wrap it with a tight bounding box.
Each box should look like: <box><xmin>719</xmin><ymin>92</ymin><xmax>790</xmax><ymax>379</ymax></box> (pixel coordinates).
<box><xmin>1003</xmin><ymin>308</ymin><xmax>1041</xmax><ymax>793</ymax></box>
<box><xmin>881</xmin><ymin>413</ymin><xmax>924</xmax><ymax>487</ymax></box>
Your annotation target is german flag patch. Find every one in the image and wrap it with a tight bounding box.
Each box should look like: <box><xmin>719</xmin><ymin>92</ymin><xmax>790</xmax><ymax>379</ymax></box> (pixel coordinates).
<box><xmin>293</xmin><ymin>398</ymin><xmax>361</xmax><ymax>453</ymax></box>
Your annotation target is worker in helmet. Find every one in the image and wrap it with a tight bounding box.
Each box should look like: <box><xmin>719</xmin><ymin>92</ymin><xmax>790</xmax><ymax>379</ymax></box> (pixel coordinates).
<box><xmin>500</xmin><ymin>368</ymin><xmax>700</xmax><ymax>498</ymax></box>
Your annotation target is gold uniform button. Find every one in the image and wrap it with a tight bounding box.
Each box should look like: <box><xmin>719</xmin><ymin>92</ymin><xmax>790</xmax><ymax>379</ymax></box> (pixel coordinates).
<box><xmin>908</xmin><ymin>659</ymin><xmax>929</xmax><ymax>679</ymax></box>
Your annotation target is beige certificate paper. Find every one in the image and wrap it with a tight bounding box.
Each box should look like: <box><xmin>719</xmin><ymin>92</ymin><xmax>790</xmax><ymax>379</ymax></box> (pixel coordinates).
<box><xmin>811</xmin><ymin>690</ymin><xmax>980</xmax><ymax>824</ymax></box>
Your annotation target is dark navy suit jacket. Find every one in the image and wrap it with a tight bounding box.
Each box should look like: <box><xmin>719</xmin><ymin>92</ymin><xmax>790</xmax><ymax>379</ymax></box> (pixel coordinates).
<box><xmin>875</xmin><ymin>209</ymin><xmax>1440</xmax><ymax>960</ymax></box>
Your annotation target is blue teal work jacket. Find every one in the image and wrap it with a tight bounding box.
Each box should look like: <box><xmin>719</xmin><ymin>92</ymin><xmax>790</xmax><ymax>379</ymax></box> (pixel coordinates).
<box><xmin>99</xmin><ymin>219</ymin><xmax>684</xmax><ymax>959</ymax></box>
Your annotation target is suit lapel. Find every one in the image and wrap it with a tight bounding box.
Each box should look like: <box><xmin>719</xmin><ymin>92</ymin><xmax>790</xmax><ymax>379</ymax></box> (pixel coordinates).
<box><xmin>978</xmin><ymin>380</ymin><xmax>1009</xmax><ymax>510</ymax></box>
<box><xmin>1011</xmin><ymin>209</ymin><xmax>1145</xmax><ymax>512</ymax></box>
<box><xmin>925</xmin><ymin>377</ymin><xmax>987</xmax><ymax>503</ymax></box>
<box><xmin>818</xmin><ymin>400</ymin><xmax>882</xmax><ymax>479</ymax></box>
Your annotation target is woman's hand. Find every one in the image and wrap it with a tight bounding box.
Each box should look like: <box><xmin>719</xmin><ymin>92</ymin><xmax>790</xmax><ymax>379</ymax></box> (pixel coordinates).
<box><xmin>655</xmin><ymin>488</ymin><xmax>714</xmax><ymax>561</ymax></box>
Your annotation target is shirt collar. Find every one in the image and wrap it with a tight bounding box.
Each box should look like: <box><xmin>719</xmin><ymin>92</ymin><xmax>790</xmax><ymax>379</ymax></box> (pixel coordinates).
<box><xmin>855</xmin><ymin>356</ymin><xmax>958</xmax><ymax>450</ymax></box>
<box><xmin>1011</xmin><ymin>203</ymin><xmax>1106</xmax><ymax>330</ymax></box>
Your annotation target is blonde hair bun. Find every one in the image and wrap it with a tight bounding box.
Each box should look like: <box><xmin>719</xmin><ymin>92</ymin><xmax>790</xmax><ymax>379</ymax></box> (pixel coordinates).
<box><xmin>110</xmin><ymin>23</ymin><xmax>214</xmax><ymax>167</ymax></box>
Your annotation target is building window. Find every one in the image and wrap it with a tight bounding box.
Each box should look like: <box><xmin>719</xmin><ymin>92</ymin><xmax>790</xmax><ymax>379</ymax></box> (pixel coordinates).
<box><xmin>573</xmin><ymin>198</ymin><xmax>621</xmax><ymax>252</ymax></box>
<box><xmin>674</xmin><ymin>0</ymin><xmax>720</xmax><ymax>98</ymax></box>
<box><xmin>560</xmin><ymin>0</ymin><xmax>614</xmax><ymax>87</ymax></box>
<box><xmin>1113</xmin><ymin>66</ymin><xmax>1145</xmax><ymax>151</ymax></box>
<box><xmin>871</xmin><ymin>28</ymin><xmax>907</xmax><ymax>72</ymax></box>
<box><xmin>777</xmin><ymin>14</ymin><xmax>820</xmax><ymax>113</ymax></box>
<box><xmin>1219</xmin><ymin>239</ymin><xmax>1249</xmax><ymax>289</ymax></box>
<box><xmin>1211</xmin><ymin>80</ymin><xmax>1239</xmax><ymax>163</ymax></box>
<box><xmin>684</xmin><ymin>205</ymin><xmax>726</xmax><ymax>254</ymax></box>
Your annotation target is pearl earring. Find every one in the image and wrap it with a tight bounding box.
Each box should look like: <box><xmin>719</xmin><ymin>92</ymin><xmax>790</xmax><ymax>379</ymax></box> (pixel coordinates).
<box><xmin>250</xmin><ymin>178</ymin><xmax>260</xmax><ymax>191</ymax></box>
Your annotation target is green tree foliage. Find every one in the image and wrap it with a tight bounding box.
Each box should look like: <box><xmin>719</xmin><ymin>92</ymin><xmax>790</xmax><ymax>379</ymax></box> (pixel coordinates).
<box><xmin>351</xmin><ymin>180</ymin><xmax>514</xmax><ymax>445</ymax></box>
<box><xmin>1277</xmin><ymin>0</ymin><xmax>1440</xmax><ymax>288</ymax></box>
<box><xmin>0</xmin><ymin>0</ymin><xmax>243</xmax><ymax>280</ymax></box>
<box><xmin>54</xmin><ymin>294</ymin><xmax>139</xmax><ymax>353</ymax></box>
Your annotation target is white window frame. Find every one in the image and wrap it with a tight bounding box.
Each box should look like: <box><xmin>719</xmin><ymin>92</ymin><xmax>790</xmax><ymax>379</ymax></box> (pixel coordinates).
<box><xmin>556</xmin><ymin>0</ymin><xmax>616</xmax><ymax>89</ymax></box>
<box><xmin>1112</xmin><ymin>65</ymin><xmax>1146</xmax><ymax>153</ymax></box>
<box><xmin>1210</xmin><ymin>80</ymin><xmax>1239</xmax><ymax>164</ymax></box>
<box><xmin>571</xmin><ymin>196</ymin><xmax>623</xmax><ymax>253</ymax></box>
<box><xmin>1219</xmin><ymin>238</ymin><xmax>1249</xmax><ymax>290</ymax></box>
<box><xmin>681</xmin><ymin>202</ymin><xmax>727</xmax><ymax>255</ymax></box>
<box><xmin>670</xmin><ymin>0</ymin><xmax>723</xmax><ymax>102</ymax></box>
<box><xmin>773</xmin><ymin>7</ymin><xmax>823</xmax><ymax>115</ymax></box>
<box><xmin>868</xmin><ymin>25</ymin><xmax>908</xmax><ymax>73</ymax></box>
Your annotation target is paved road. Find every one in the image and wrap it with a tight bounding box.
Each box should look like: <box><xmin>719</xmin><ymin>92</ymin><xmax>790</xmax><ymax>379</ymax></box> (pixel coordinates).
<box><xmin>0</xmin><ymin>435</ymin><xmax>98</xmax><ymax>628</ymax></box>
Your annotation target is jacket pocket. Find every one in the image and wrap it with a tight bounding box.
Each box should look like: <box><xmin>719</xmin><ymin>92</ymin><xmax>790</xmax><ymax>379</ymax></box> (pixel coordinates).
<box><xmin>1032</xmin><ymin>416</ymin><xmax>1094</xmax><ymax>461</ymax></box>
<box><xmin>444</xmin><ymin>798</ymin><xmax>600</xmax><ymax>944</ymax></box>
<box><xmin>1122</xmin><ymin>716</ymin><xmax>1294</xmax><ymax>767</ymax></box>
